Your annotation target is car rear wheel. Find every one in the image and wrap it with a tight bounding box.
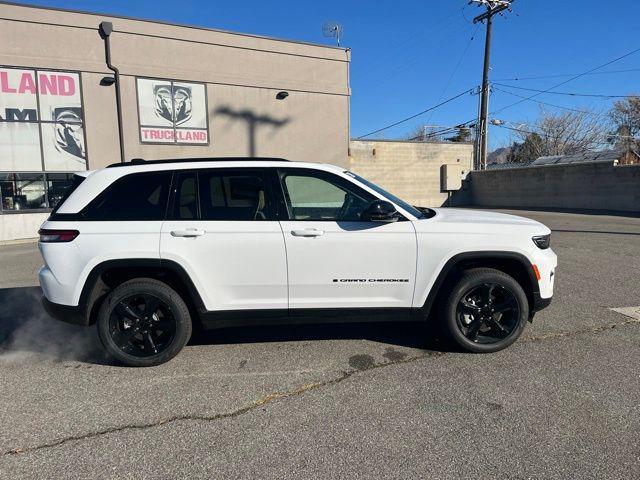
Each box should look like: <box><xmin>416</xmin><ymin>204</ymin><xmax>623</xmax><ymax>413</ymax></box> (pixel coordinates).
<box><xmin>97</xmin><ymin>278</ymin><xmax>192</xmax><ymax>367</ymax></box>
<box><xmin>442</xmin><ymin>268</ymin><xmax>529</xmax><ymax>353</ymax></box>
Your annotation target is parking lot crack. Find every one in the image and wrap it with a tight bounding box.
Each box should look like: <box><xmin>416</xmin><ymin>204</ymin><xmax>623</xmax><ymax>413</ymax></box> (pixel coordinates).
<box><xmin>2</xmin><ymin>350</ymin><xmax>445</xmax><ymax>457</ymax></box>
<box><xmin>4</xmin><ymin>317</ymin><xmax>638</xmax><ymax>457</ymax></box>
<box><xmin>522</xmin><ymin>316</ymin><xmax>640</xmax><ymax>343</ymax></box>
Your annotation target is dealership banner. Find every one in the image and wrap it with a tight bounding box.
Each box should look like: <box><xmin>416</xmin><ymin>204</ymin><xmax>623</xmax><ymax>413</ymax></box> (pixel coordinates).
<box><xmin>0</xmin><ymin>66</ymin><xmax>87</xmax><ymax>172</ymax></box>
<box><xmin>136</xmin><ymin>78</ymin><xmax>209</xmax><ymax>145</ymax></box>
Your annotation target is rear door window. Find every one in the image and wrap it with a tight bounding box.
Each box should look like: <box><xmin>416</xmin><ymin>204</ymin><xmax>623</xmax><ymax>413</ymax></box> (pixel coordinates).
<box><xmin>172</xmin><ymin>169</ymin><xmax>275</xmax><ymax>221</ymax></box>
<box><xmin>173</xmin><ymin>171</ymin><xmax>199</xmax><ymax>220</ymax></box>
<box><xmin>199</xmin><ymin>169</ymin><xmax>273</xmax><ymax>221</ymax></box>
<box><xmin>83</xmin><ymin>171</ymin><xmax>172</xmax><ymax>221</ymax></box>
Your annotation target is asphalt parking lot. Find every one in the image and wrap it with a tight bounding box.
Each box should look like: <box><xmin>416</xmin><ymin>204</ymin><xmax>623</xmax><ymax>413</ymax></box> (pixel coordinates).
<box><xmin>0</xmin><ymin>209</ymin><xmax>639</xmax><ymax>479</ymax></box>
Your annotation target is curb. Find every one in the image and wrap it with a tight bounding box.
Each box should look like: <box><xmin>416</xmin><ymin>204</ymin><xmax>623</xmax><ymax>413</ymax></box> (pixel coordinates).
<box><xmin>0</xmin><ymin>237</ymin><xmax>38</xmax><ymax>246</ymax></box>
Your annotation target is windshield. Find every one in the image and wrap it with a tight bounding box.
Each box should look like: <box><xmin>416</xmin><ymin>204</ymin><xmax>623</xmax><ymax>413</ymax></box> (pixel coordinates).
<box><xmin>344</xmin><ymin>171</ymin><xmax>425</xmax><ymax>219</ymax></box>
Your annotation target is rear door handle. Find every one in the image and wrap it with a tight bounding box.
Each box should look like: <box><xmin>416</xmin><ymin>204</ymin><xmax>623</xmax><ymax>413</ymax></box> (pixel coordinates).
<box><xmin>170</xmin><ymin>229</ymin><xmax>206</xmax><ymax>238</ymax></box>
<box><xmin>291</xmin><ymin>229</ymin><xmax>324</xmax><ymax>237</ymax></box>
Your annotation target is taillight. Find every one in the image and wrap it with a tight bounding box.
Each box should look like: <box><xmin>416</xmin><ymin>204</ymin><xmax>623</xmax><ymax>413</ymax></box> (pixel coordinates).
<box><xmin>38</xmin><ymin>229</ymin><xmax>79</xmax><ymax>243</ymax></box>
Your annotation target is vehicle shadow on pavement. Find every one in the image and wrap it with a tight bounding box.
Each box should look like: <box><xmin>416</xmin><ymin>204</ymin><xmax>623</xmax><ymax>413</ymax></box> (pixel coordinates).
<box><xmin>0</xmin><ymin>287</ymin><xmax>454</xmax><ymax>365</ymax></box>
<box><xmin>0</xmin><ymin>286</ymin><xmax>111</xmax><ymax>365</ymax></box>
<box><xmin>190</xmin><ymin>320</ymin><xmax>453</xmax><ymax>353</ymax></box>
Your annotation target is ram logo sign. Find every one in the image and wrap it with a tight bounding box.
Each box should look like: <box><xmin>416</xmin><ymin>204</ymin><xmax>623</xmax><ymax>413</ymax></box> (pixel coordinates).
<box><xmin>136</xmin><ymin>78</ymin><xmax>209</xmax><ymax>145</ymax></box>
<box><xmin>0</xmin><ymin>67</ymin><xmax>87</xmax><ymax>172</ymax></box>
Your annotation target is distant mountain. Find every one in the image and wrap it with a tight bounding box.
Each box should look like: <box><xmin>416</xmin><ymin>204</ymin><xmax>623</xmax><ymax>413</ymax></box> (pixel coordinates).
<box><xmin>488</xmin><ymin>146</ymin><xmax>512</xmax><ymax>165</ymax></box>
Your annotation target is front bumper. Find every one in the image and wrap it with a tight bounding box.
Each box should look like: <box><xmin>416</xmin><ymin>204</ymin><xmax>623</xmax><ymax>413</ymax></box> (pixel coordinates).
<box><xmin>533</xmin><ymin>293</ymin><xmax>552</xmax><ymax>312</ymax></box>
<box><xmin>42</xmin><ymin>296</ymin><xmax>88</xmax><ymax>326</ymax></box>
<box><xmin>529</xmin><ymin>292</ymin><xmax>553</xmax><ymax>321</ymax></box>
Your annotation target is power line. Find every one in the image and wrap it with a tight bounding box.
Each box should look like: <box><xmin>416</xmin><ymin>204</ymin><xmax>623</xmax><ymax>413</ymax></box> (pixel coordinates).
<box><xmin>494</xmin><ymin>82</ymin><xmax>638</xmax><ymax>99</ymax></box>
<box><xmin>355</xmin><ymin>88</ymin><xmax>475</xmax><ymax>139</ymax></box>
<box><xmin>492</xmin><ymin>123</ymin><xmax>611</xmax><ymax>150</ymax></box>
<box><xmin>492</xmin><ymin>86</ymin><xmax>609</xmax><ymax>117</ymax></box>
<box><xmin>491</xmin><ymin>46</ymin><xmax>640</xmax><ymax>115</ymax></box>
<box><xmin>496</xmin><ymin>120</ymin><xmax>636</xmax><ymax>140</ymax></box>
<box><xmin>356</xmin><ymin>7</ymin><xmax>469</xmax><ymax>78</ymax></box>
<box><xmin>493</xmin><ymin>68</ymin><xmax>640</xmax><ymax>82</ymax></box>
<box><xmin>424</xmin><ymin>24</ymin><xmax>481</xmax><ymax>127</ymax></box>
<box><xmin>406</xmin><ymin>121</ymin><xmax>476</xmax><ymax>141</ymax></box>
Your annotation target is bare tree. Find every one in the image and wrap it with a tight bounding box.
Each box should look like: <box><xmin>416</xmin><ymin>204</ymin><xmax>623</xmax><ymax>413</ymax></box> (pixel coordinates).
<box><xmin>405</xmin><ymin>125</ymin><xmax>445</xmax><ymax>142</ymax></box>
<box><xmin>509</xmin><ymin>109</ymin><xmax>608</xmax><ymax>162</ymax></box>
<box><xmin>609</xmin><ymin>95</ymin><xmax>640</xmax><ymax>151</ymax></box>
<box><xmin>406</xmin><ymin>125</ymin><xmax>472</xmax><ymax>143</ymax></box>
<box><xmin>446</xmin><ymin>126</ymin><xmax>473</xmax><ymax>143</ymax></box>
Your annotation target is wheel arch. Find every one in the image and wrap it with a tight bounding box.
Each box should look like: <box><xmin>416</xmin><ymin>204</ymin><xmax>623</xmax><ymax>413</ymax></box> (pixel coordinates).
<box><xmin>419</xmin><ymin>251</ymin><xmax>540</xmax><ymax>320</ymax></box>
<box><xmin>79</xmin><ymin>258</ymin><xmax>206</xmax><ymax>326</ymax></box>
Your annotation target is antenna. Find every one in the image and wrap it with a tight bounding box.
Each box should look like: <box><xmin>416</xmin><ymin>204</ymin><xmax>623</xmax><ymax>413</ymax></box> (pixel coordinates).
<box><xmin>322</xmin><ymin>21</ymin><xmax>343</xmax><ymax>47</ymax></box>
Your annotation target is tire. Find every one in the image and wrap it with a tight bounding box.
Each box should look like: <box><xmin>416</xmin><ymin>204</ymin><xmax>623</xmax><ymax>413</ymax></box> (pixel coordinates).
<box><xmin>442</xmin><ymin>268</ymin><xmax>529</xmax><ymax>353</ymax></box>
<box><xmin>97</xmin><ymin>278</ymin><xmax>192</xmax><ymax>367</ymax></box>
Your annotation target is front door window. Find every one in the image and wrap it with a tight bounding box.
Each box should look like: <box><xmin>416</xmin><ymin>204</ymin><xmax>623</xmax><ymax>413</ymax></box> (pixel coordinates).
<box><xmin>279</xmin><ymin>170</ymin><xmax>374</xmax><ymax>222</ymax></box>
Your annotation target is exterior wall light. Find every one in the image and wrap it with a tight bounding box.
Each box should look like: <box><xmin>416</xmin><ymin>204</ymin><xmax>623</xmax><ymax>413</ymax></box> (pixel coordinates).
<box><xmin>100</xmin><ymin>76</ymin><xmax>116</xmax><ymax>86</ymax></box>
<box><xmin>276</xmin><ymin>91</ymin><xmax>289</xmax><ymax>100</ymax></box>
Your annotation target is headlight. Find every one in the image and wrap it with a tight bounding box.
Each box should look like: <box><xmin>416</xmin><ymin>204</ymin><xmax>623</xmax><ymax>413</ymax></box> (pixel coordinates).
<box><xmin>532</xmin><ymin>234</ymin><xmax>550</xmax><ymax>249</ymax></box>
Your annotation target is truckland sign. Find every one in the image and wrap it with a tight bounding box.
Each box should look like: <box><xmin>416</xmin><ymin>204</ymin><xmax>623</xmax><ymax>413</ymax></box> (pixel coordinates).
<box><xmin>0</xmin><ymin>66</ymin><xmax>87</xmax><ymax>172</ymax></box>
<box><xmin>136</xmin><ymin>77</ymin><xmax>209</xmax><ymax>145</ymax></box>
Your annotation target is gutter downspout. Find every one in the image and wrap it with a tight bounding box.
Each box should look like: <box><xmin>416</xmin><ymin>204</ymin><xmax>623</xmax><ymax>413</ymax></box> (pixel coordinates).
<box><xmin>99</xmin><ymin>21</ymin><xmax>126</xmax><ymax>164</ymax></box>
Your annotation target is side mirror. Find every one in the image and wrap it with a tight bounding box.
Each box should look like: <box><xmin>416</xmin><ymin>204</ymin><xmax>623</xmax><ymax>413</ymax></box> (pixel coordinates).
<box><xmin>361</xmin><ymin>200</ymin><xmax>398</xmax><ymax>223</ymax></box>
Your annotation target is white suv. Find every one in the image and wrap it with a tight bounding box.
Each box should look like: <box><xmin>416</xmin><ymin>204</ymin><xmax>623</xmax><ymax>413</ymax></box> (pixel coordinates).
<box><xmin>39</xmin><ymin>158</ymin><xmax>556</xmax><ymax>367</ymax></box>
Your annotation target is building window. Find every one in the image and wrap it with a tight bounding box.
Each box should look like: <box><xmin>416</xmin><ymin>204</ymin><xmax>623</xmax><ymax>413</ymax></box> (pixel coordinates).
<box><xmin>0</xmin><ymin>172</ymin><xmax>79</xmax><ymax>212</ymax></box>
<box><xmin>46</xmin><ymin>173</ymin><xmax>77</xmax><ymax>209</ymax></box>
<box><xmin>1</xmin><ymin>173</ymin><xmax>47</xmax><ymax>211</ymax></box>
<box><xmin>0</xmin><ymin>65</ymin><xmax>88</xmax><ymax>213</ymax></box>
<box><xmin>136</xmin><ymin>77</ymin><xmax>209</xmax><ymax>145</ymax></box>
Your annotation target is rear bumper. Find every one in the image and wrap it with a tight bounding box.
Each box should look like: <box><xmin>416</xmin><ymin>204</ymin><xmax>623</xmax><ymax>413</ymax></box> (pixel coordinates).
<box><xmin>42</xmin><ymin>296</ymin><xmax>88</xmax><ymax>326</ymax></box>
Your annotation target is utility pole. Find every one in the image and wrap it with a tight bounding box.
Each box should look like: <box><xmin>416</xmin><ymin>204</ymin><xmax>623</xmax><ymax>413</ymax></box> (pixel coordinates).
<box><xmin>470</xmin><ymin>0</ymin><xmax>513</xmax><ymax>170</ymax></box>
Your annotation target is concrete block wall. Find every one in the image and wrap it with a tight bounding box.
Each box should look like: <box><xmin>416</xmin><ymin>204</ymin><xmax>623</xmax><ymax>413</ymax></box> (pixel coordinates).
<box><xmin>466</xmin><ymin>162</ymin><xmax>640</xmax><ymax>213</ymax></box>
<box><xmin>348</xmin><ymin>140</ymin><xmax>474</xmax><ymax>207</ymax></box>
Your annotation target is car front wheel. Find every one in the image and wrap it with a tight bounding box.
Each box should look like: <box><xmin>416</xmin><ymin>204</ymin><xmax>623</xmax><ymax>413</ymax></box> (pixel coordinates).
<box><xmin>97</xmin><ymin>278</ymin><xmax>192</xmax><ymax>367</ymax></box>
<box><xmin>443</xmin><ymin>268</ymin><xmax>529</xmax><ymax>353</ymax></box>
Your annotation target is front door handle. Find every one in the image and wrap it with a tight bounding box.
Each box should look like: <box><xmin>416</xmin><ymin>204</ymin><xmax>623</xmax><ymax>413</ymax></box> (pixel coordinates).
<box><xmin>291</xmin><ymin>229</ymin><xmax>324</xmax><ymax>237</ymax></box>
<box><xmin>171</xmin><ymin>229</ymin><xmax>206</xmax><ymax>238</ymax></box>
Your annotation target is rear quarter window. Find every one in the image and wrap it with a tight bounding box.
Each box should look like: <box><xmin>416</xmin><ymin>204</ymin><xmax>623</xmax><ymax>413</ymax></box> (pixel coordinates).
<box><xmin>82</xmin><ymin>171</ymin><xmax>172</xmax><ymax>221</ymax></box>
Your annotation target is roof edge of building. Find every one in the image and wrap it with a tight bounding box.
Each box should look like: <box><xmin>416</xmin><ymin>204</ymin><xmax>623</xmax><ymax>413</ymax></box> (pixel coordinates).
<box><xmin>0</xmin><ymin>0</ymin><xmax>350</xmax><ymax>54</ymax></box>
<box><xmin>350</xmin><ymin>138</ymin><xmax>475</xmax><ymax>146</ymax></box>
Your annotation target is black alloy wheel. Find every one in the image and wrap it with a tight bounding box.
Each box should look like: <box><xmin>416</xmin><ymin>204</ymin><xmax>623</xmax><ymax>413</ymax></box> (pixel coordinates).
<box><xmin>442</xmin><ymin>268</ymin><xmax>530</xmax><ymax>353</ymax></box>
<box><xmin>456</xmin><ymin>282</ymin><xmax>520</xmax><ymax>344</ymax></box>
<box><xmin>97</xmin><ymin>278</ymin><xmax>192</xmax><ymax>367</ymax></box>
<box><xmin>109</xmin><ymin>293</ymin><xmax>176</xmax><ymax>357</ymax></box>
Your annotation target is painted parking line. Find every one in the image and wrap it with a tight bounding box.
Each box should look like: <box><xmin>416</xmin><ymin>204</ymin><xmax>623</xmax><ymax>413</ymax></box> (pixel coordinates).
<box><xmin>610</xmin><ymin>306</ymin><xmax>640</xmax><ymax>321</ymax></box>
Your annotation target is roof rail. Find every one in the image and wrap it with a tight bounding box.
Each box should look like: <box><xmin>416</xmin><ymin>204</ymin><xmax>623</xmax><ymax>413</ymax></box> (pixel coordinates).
<box><xmin>106</xmin><ymin>157</ymin><xmax>291</xmax><ymax>168</ymax></box>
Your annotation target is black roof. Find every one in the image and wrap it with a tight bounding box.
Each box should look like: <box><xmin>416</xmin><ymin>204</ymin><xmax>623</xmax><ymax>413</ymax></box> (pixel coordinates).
<box><xmin>106</xmin><ymin>157</ymin><xmax>290</xmax><ymax>168</ymax></box>
<box><xmin>531</xmin><ymin>149</ymin><xmax>624</xmax><ymax>166</ymax></box>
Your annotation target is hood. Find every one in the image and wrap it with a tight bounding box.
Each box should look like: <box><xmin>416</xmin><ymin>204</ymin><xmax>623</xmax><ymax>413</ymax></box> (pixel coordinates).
<box><xmin>430</xmin><ymin>208</ymin><xmax>541</xmax><ymax>226</ymax></box>
<box><xmin>423</xmin><ymin>208</ymin><xmax>551</xmax><ymax>236</ymax></box>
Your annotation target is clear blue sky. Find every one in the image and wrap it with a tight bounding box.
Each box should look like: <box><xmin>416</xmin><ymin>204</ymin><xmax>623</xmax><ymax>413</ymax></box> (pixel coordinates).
<box><xmin>13</xmin><ymin>0</ymin><xmax>640</xmax><ymax>149</ymax></box>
